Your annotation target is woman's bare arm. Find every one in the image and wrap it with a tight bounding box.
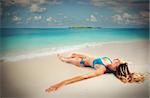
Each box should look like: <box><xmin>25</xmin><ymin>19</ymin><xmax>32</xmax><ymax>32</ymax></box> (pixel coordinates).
<box><xmin>45</xmin><ymin>65</ymin><xmax>106</xmax><ymax>92</ymax></box>
<box><xmin>64</xmin><ymin>69</ymin><xmax>105</xmax><ymax>85</ymax></box>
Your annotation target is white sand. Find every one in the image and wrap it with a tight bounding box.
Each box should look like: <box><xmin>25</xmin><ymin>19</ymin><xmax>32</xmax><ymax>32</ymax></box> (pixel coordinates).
<box><xmin>1</xmin><ymin>40</ymin><xmax>149</xmax><ymax>98</ymax></box>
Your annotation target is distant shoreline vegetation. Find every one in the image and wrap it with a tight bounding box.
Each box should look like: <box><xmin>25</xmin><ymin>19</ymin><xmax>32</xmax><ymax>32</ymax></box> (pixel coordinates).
<box><xmin>69</xmin><ymin>26</ymin><xmax>101</xmax><ymax>28</ymax></box>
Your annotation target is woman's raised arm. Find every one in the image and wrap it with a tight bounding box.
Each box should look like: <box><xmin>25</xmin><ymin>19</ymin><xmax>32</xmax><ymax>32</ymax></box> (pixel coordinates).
<box><xmin>45</xmin><ymin>65</ymin><xmax>106</xmax><ymax>93</ymax></box>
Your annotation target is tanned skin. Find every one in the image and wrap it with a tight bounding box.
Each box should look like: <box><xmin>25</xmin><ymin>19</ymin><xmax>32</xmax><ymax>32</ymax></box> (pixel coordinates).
<box><xmin>45</xmin><ymin>53</ymin><xmax>124</xmax><ymax>92</ymax></box>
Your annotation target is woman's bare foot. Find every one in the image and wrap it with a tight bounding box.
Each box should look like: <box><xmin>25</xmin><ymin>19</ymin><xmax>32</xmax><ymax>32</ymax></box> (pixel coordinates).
<box><xmin>57</xmin><ymin>54</ymin><xmax>61</xmax><ymax>58</ymax></box>
<box><xmin>57</xmin><ymin>54</ymin><xmax>66</xmax><ymax>62</ymax></box>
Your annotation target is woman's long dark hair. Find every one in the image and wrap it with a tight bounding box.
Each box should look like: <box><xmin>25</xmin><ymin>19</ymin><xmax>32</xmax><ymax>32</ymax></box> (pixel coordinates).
<box><xmin>114</xmin><ymin>63</ymin><xmax>145</xmax><ymax>83</ymax></box>
<box><xmin>115</xmin><ymin>63</ymin><xmax>130</xmax><ymax>77</ymax></box>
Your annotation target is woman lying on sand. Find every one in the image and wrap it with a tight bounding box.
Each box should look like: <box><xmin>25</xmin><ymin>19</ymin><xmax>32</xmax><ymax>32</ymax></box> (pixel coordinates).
<box><xmin>45</xmin><ymin>53</ymin><xmax>145</xmax><ymax>92</ymax></box>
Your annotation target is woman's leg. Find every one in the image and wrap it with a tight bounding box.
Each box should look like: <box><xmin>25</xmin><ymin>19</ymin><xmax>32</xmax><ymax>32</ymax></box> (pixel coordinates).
<box><xmin>57</xmin><ymin>53</ymin><xmax>86</xmax><ymax>59</ymax></box>
<box><xmin>58</xmin><ymin>54</ymin><xmax>84</xmax><ymax>67</ymax></box>
<box><xmin>70</xmin><ymin>53</ymin><xmax>87</xmax><ymax>58</ymax></box>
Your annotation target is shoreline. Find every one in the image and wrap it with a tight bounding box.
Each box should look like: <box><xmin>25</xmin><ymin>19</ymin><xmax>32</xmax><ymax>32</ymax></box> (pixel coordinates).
<box><xmin>1</xmin><ymin>39</ymin><xmax>148</xmax><ymax>62</ymax></box>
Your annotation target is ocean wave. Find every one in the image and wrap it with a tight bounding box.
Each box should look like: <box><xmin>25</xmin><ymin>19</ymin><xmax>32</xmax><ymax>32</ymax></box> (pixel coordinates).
<box><xmin>1</xmin><ymin>40</ymin><xmax>144</xmax><ymax>62</ymax></box>
<box><xmin>1</xmin><ymin>42</ymin><xmax>103</xmax><ymax>62</ymax></box>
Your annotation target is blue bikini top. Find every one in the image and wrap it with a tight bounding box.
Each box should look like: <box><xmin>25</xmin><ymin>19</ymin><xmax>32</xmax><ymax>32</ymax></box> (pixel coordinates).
<box><xmin>93</xmin><ymin>57</ymin><xmax>114</xmax><ymax>73</ymax></box>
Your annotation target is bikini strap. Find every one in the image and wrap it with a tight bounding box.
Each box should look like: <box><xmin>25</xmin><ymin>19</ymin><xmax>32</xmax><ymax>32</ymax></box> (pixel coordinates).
<box><xmin>101</xmin><ymin>57</ymin><xmax>112</xmax><ymax>64</ymax></box>
<box><xmin>105</xmin><ymin>57</ymin><xmax>112</xmax><ymax>63</ymax></box>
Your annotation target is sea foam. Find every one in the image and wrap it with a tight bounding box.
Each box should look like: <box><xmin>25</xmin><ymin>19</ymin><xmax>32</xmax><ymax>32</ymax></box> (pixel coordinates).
<box><xmin>1</xmin><ymin>42</ymin><xmax>102</xmax><ymax>62</ymax></box>
<box><xmin>1</xmin><ymin>40</ymin><xmax>141</xmax><ymax>62</ymax></box>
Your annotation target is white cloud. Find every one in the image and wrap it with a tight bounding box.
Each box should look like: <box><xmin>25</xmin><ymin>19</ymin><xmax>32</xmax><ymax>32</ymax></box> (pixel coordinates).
<box><xmin>46</xmin><ymin>17</ymin><xmax>56</xmax><ymax>22</ymax></box>
<box><xmin>4</xmin><ymin>0</ymin><xmax>62</xmax><ymax>6</ymax></box>
<box><xmin>91</xmin><ymin>0</ymin><xmax>148</xmax><ymax>14</ymax></box>
<box><xmin>63</xmin><ymin>16</ymin><xmax>68</xmax><ymax>18</ymax></box>
<box><xmin>112</xmin><ymin>13</ymin><xmax>132</xmax><ymax>24</ymax></box>
<box><xmin>12</xmin><ymin>16</ymin><xmax>21</xmax><ymax>21</ymax></box>
<box><xmin>34</xmin><ymin>0</ymin><xmax>48</xmax><ymax>4</ymax></box>
<box><xmin>15</xmin><ymin>0</ymin><xmax>30</xmax><ymax>5</ymax></box>
<box><xmin>34</xmin><ymin>16</ymin><xmax>42</xmax><ymax>21</ymax></box>
<box><xmin>86</xmin><ymin>15</ymin><xmax>97</xmax><ymax>22</ymax></box>
<box><xmin>122</xmin><ymin>13</ymin><xmax>132</xmax><ymax>19</ymax></box>
<box><xmin>30</xmin><ymin>4</ymin><xmax>46</xmax><ymax>13</ymax></box>
<box><xmin>112</xmin><ymin>14</ymin><xmax>123</xmax><ymax>24</ymax></box>
<box><xmin>4</xmin><ymin>0</ymin><xmax>61</xmax><ymax>13</ymax></box>
<box><xmin>90</xmin><ymin>15</ymin><xmax>97</xmax><ymax>22</ymax></box>
<box><xmin>91</xmin><ymin>0</ymin><xmax>121</xmax><ymax>7</ymax></box>
<box><xmin>112</xmin><ymin>12</ymin><xmax>149</xmax><ymax>25</ymax></box>
<box><xmin>48</xmin><ymin>0</ymin><xmax>62</xmax><ymax>5</ymax></box>
<box><xmin>33</xmin><ymin>0</ymin><xmax>62</xmax><ymax>5</ymax></box>
<box><xmin>77</xmin><ymin>1</ymin><xmax>88</xmax><ymax>5</ymax></box>
<box><xmin>12</xmin><ymin>15</ymin><xmax>22</xmax><ymax>24</ymax></box>
<box><xmin>91</xmin><ymin>0</ymin><xmax>128</xmax><ymax>13</ymax></box>
<box><xmin>27</xmin><ymin>16</ymin><xmax>42</xmax><ymax>22</ymax></box>
<box><xmin>4</xmin><ymin>0</ymin><xmax>30</xmax><ymax>6</ymax></box>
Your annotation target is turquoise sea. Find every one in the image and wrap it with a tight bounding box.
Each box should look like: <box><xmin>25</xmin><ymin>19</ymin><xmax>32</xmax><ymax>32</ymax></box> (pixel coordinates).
<box><xmin>1</xmin><ymin>28</ymin><xmax>149</xmax><ymax>61</ymax></box>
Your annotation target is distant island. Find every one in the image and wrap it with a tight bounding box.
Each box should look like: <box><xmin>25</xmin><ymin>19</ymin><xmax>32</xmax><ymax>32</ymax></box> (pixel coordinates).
<box><xmin>69</xmin><ymin>26</ymin><xmax>101</xmax><ymax>28</ymax></box>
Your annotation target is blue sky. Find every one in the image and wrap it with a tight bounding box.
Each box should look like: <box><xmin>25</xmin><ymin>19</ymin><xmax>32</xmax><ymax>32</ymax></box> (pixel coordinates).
<box><xmin>1</xmin><ymin>0</ymin><xmax>149</xmax><ymax>28</ymax></box>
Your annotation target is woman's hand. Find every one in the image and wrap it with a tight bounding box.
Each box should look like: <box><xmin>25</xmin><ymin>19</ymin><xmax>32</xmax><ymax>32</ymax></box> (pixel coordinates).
<box><xmin>45</xmin><ymin>67</ymin><xmax>105</xmax><ymax>93</ymax></box>
<box><xmin>45</xmin><ymin>82</ymin><xmax>65</xmax><ymax>93</ymax></box>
